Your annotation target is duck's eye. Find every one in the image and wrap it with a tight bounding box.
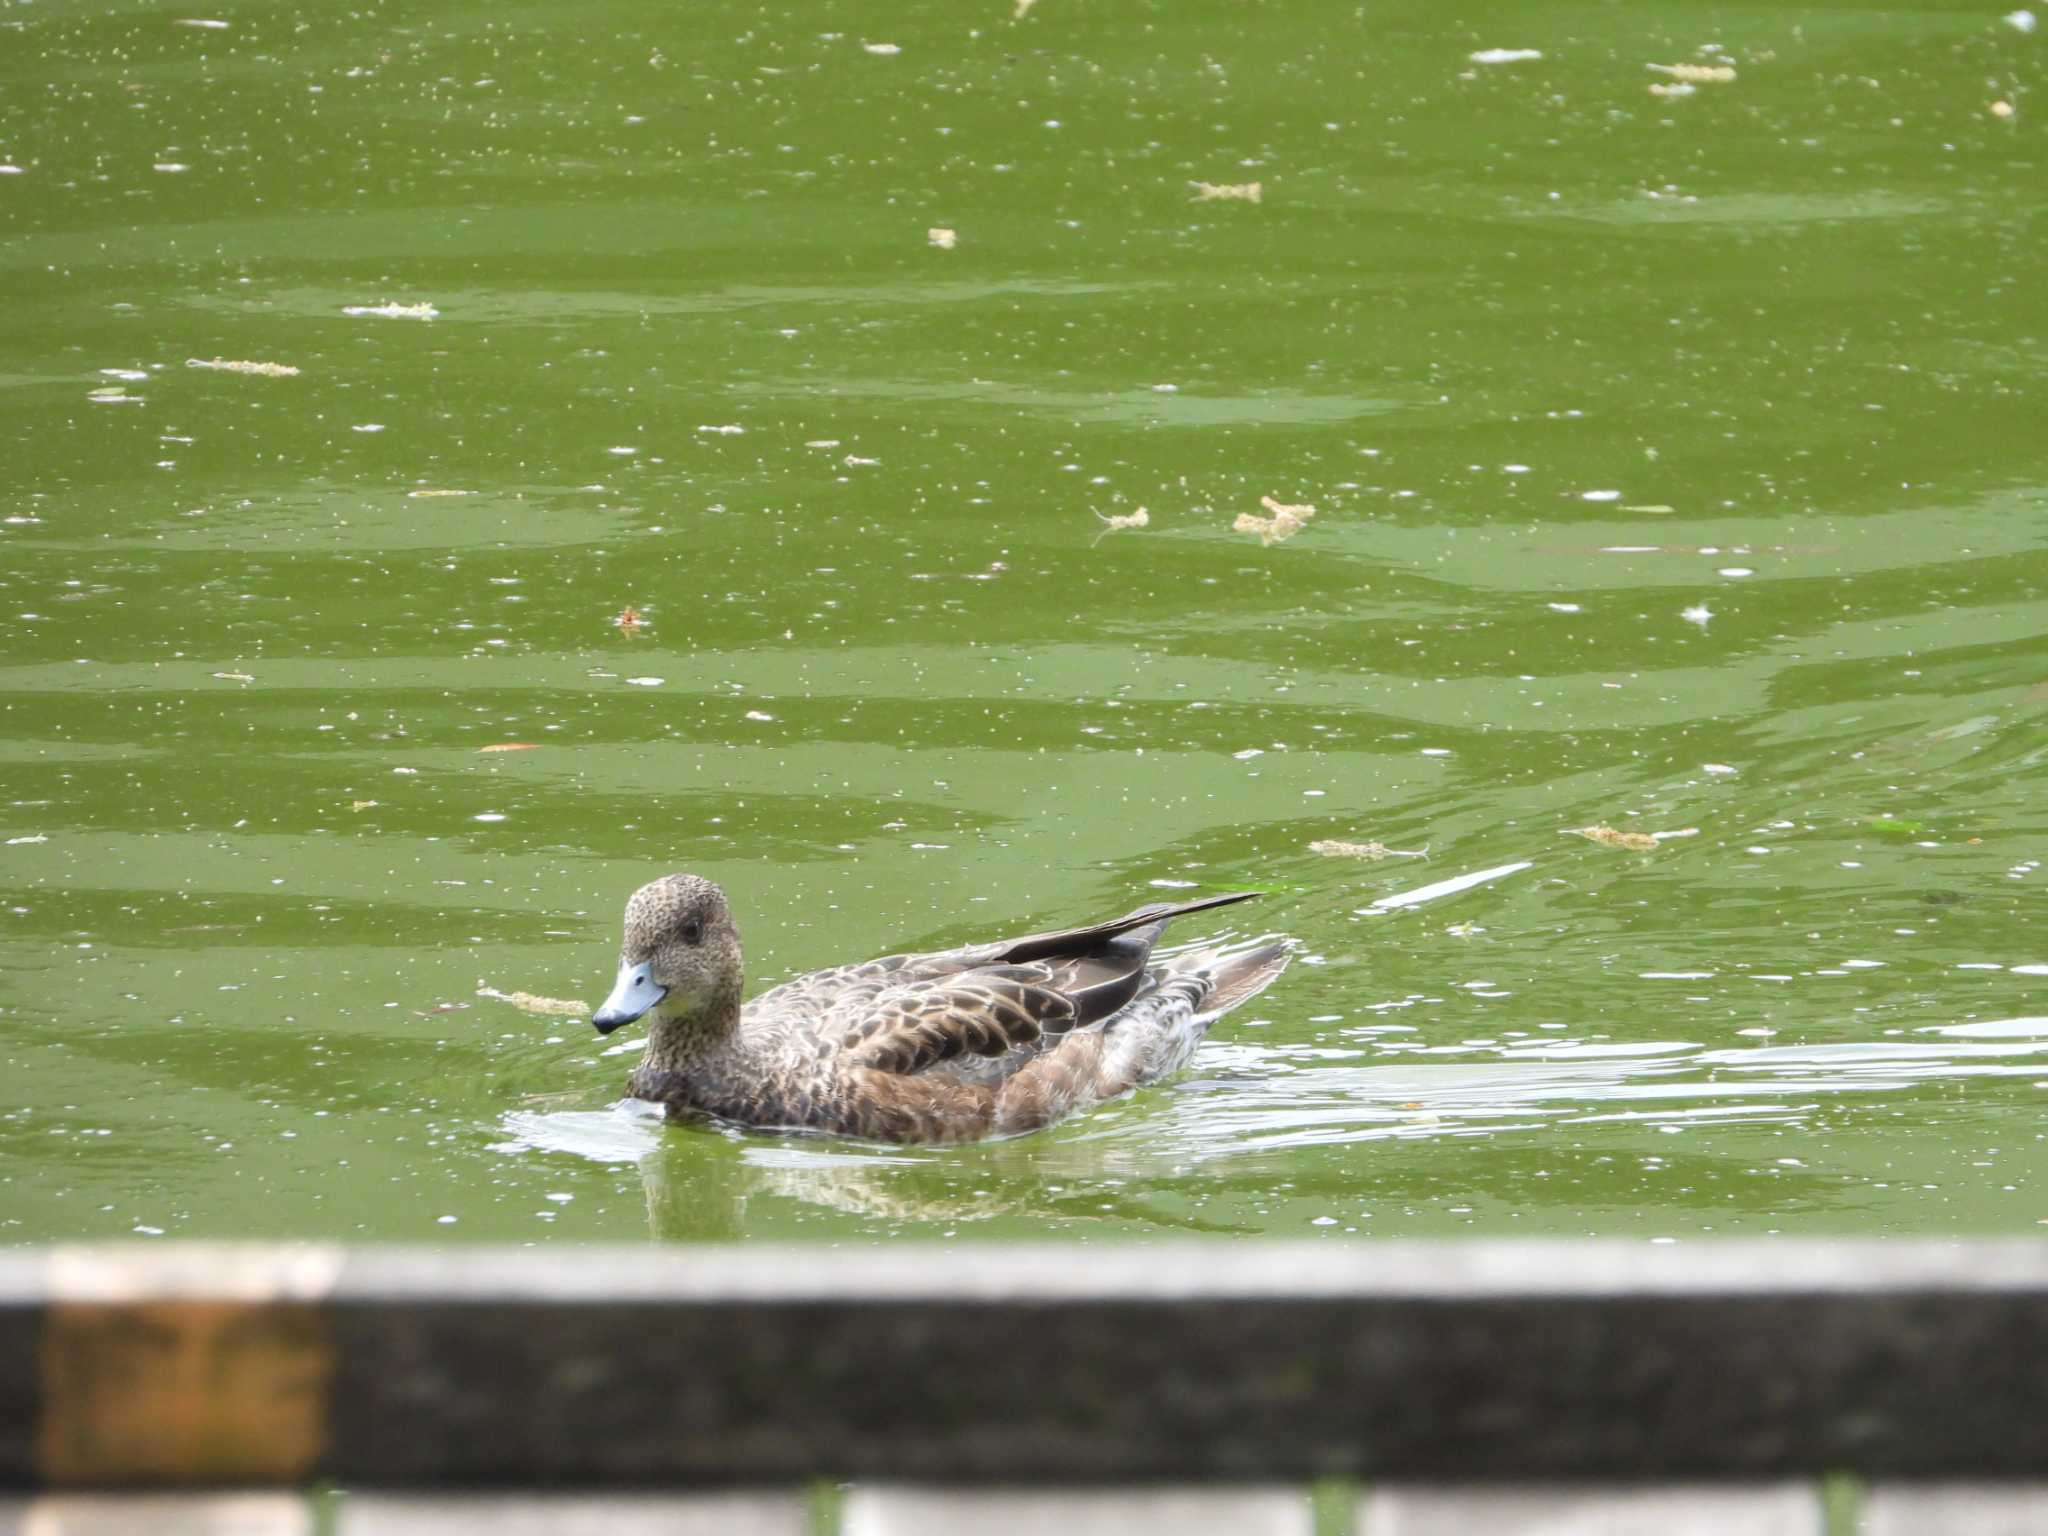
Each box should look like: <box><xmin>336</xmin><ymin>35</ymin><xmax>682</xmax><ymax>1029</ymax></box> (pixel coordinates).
<box><xmin>681</xmin><ymin>918</ymin><xmax>703</xmax><ymax>946</ymax></box>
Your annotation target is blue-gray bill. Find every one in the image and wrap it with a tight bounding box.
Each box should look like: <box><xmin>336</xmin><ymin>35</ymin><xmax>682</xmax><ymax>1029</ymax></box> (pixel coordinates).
<box><xmin>592</xmin><ymin>960</ymin><xmax>666</xmax><ymax>1035</ymax></box>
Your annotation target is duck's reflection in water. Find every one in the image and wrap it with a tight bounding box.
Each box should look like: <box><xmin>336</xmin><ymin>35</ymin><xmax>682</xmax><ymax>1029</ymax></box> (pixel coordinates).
<box><xmin>498</xmin><ymin>1098</ymin><xmax>1256</xmax><ymax>1239</ymax></box>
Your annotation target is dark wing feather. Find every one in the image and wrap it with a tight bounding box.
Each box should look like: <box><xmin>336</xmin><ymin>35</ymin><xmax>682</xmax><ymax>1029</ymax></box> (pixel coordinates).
<box><xmin>846</xmin><ymin>937</ymin><xmax>1166</xmax><ymax>1078</ymax></box>
<box><xmin>978</xmin><ymin>890</ymin><xmax>1260</xmax><ymax>966</ymax></box>
<box><xmin>765</xmin><ymin>891</ymin><xmax>1261</xmax><ymax>1078</ymax></box>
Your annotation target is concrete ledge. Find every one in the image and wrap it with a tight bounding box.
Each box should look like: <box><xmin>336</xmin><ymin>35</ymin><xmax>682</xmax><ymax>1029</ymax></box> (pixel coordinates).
<box><xmin>333</xmin><ymin>1493</ymin><xmax>810</xmax><ymax>1536</ymax></box>
<box><xmin>4</xmin><ymin>1242</ymin><xmax>2048</xmax><ymax>1486</ymax></box>
<box><xmin>1358</xmin><ymin>1483</ymin><xmax>1821</xmax><ymax>1535</ymax></box>
<box><xmin>1862</xmin><ymin>1483</ymin><xmax>2048</xmax><ymax>1535</ymax></box>
<box><xmin>841</xmin><ymin>1487</ymin><xmax>1312</xmax><ymax>1536</ymax></box>
<box><xmin>0</xmin><ymin>1495</ymin><xmax>310</xmax><ymax>1535</ymax></box>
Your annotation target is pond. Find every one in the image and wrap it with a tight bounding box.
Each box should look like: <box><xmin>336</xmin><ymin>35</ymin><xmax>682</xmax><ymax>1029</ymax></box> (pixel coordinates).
<box><xmin>3</xmin><ymin>0</ymin><xmax>2045</xmax><ymax>1244</ymax></box>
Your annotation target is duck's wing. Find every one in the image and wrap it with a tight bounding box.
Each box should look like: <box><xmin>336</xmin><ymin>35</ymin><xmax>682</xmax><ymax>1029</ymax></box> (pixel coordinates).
<box><xmin>965</xmin><ymin>889</ymin><xmax>1260</xmax><ymax>967</ymax></box>
<box><xmin>842</xmin><ymin>959</ymin><xmax>1131</xmax><ymax>1076</ymax></box>
<box><xmin>840</xmin><ymin>891</ymin><xmax>1259</xmax><ymax>1077</ymax></box>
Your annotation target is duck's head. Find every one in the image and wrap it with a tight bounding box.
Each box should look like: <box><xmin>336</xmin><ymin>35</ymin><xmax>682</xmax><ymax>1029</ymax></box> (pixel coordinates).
<box><xmin>591</xmin><ymin>873</ymin><xmax>744</xmax><ymax>1036</ymax></box>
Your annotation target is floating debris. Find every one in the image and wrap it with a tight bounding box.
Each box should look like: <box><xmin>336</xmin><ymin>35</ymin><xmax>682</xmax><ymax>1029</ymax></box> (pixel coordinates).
<box><xmin>1013</xmin><ymin>0</ymin><xmax>1036</xmax><ymax>16</ymax></box>
<box><xmin>1233</xmin><ymin>494</ymin><xmax>1317</xmax><ymax>546</ymax></box>
<box><xmin>172</xmin><ymin>16</ymin><xmax>230</xmax><ymax>27</ymax></box>
<box><xmin>697</xmin><ymin>423</ymin><xmax>744</xmax><ymax>435</ymax></box>
<box><xmin>1649</xmin><ymin>62</ymin><xmax>1737</xmax><ymax>83</ymax></box>
<box><xmin>1194</xmin><ymin>181</ymin><xmax>1262</xmax><ymax>203</ymax></box>
<box><xmin>1095</xmin><ymin>506</ymin><xmax>1150</xmax><ymax>533</ymax></box>
<box><xmin>477</xmin><ymin>980</ymin><xmax>585</xmax><ymax>1018</ymax></box>
<box><xmin>1569</xmin><ymin>824</ymin><xmax>1663</xmax><ymax>852</ymax></box>
<box><xmin>350</xmin><ymin>800</ymin><xmax>378</xmax><ymax>812</ymax></box>
<box><xmin>186</xmin><ymin>357</ymin><xmax>300</xmax><ymax>377</ymax></box>
<box><xmin>479</xmin><ymin>743</ymin><xmax>538</xmax><ymax>753</ymax></box>
<box><xmin>2009</xmin><ymin>9</ymin><xmax>2038</xmax><ymax>33</ymax></box>
<box><xmin>1682</xmin><ymin>603</ymin><xmax>1714</xmax><ymax>627</ymax></box>
<box><xmin>862</xmin><ymin>41</ymin><xmax>901</xmax><ymax>55</ymax></box>
<box><xmin>407</xmin><ymin>488</ymin><xmax>472</xmax><ymax>498</ymax></box>
<box><xmin>744</xmin><ymin>710</ymin><xmax>775</xmax><ymax>722</ymax></box>
<box><xmin>1649</xmin><ymin>82</ymin><xmax>1697</xmax><ymax>100</ymax></box>
<box><xmin>616</xmin><ymin>606</ymin><xmax>644</xmax><ymax>634</ymax></box>
<box><xmin>1310</xmin><ymin>839</ymin><xmax>1429</xmax><ymax>861</ymax></box>
<box><xmin>212</xmin><ymin>671</ymin><xmax>255</xmax><ymax>683</ymax></box>
<box><xmin>1369</xmin><ymin>860</ymin><xmax>1532</xmax><ymax>911</ymax></box>
<box><xmin>1990</xmin><ymin>99</ymin><xmax>2016</xmax><ymax>120</ymax></box>
<box><xmin>843</xmin><ymin>453</ymin><xmax>880</xmax><ymax>466</ymax></box>
<box><xmin>805</xmin><ymin>439</ymin><xmax>841</xmax><ymax>449</ymax></box>
<box><xmin>927</xmin><ymin>226</ymin><xmax>958</xmax><ymax>249</ymax></box>
<box><xmin>342</xmin><ymin>301</ymin><xmax>438</xmax><ymax>319</ymax></box>
<box><xmin>1445</xmin><ymin>921</ymin><xmax>1484</xmax><ymax>938</ymax></box>
<box><xmin>87</xmin><ymin>388</ymin><xmax>144</xmax><ymax>404</ymax></box>
<box><xmin>1470</xmin><ymin>48</ymin><xmax>1543</xmax><ymax>64</ymax></box>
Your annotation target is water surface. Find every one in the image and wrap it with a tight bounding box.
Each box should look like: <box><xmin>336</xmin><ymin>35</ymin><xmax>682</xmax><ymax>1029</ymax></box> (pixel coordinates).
<box><xmin>3</xmin><ymin>0</ymin><xmax>2046</xmax><ymax>1243</ymax></box>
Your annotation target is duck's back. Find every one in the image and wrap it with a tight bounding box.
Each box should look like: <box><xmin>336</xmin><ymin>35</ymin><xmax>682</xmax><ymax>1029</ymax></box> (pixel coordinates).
<box><xmin>715</xmin><ymin>894</ymin><xmax>1286</xmax><ymax>1142</ymax></box>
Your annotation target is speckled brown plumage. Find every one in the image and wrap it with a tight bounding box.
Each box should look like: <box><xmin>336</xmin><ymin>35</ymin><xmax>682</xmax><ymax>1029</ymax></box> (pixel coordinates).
<box><xmin>591</xmin><ymin>874</ymin><xmax>1290</xmax><ymax>1145</ymax></box>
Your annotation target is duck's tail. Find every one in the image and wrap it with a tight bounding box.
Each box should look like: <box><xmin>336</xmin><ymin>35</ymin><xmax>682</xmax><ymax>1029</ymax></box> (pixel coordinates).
<box><xmin>1183</xmin><ymin>939</ymin><xmax>1292</xmax><ymax>1023</ymax></box>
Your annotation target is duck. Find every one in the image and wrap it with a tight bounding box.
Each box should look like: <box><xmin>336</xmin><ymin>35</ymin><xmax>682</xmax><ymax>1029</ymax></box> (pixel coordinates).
<box><xmin>590</xmin><ymin>874</ymin><xmax>1289</xmax><ymax>1144</ymax></box>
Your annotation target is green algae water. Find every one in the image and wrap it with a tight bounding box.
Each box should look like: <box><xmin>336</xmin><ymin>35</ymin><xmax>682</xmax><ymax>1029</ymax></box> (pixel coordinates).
<box><xmin>3</xmin><ymin>0</ymin><xmax>2046</xmax><ymax>1243</ymax></box>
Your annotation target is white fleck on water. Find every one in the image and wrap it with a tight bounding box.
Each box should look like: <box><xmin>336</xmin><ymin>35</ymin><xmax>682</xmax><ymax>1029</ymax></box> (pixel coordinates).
<box><xmin>1369</xmin><ymin>859</ymin><xmax>1533</xmax><ymax>911</ymax></box>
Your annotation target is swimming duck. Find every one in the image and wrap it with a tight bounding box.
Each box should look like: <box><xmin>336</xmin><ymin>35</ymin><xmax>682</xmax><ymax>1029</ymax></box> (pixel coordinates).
<box><xmin>591</xmin><ymin>875</ymin><xmax>1289</xmax><ymax>1144</ymax></box>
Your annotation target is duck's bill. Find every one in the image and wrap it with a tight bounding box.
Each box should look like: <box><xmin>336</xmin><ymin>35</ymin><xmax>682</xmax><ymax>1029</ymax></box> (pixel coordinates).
<box><xmin>592</xmin><ymin>960</ymin><xmax>666</xmax><ymax>1035</ymax></box>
